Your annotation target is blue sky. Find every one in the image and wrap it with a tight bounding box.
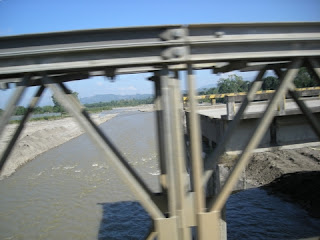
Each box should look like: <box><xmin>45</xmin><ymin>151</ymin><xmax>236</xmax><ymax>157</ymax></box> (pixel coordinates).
<box><xmin>1</xmin><ymin>0</ymin><xmax>320</xmax><ymax>107</ymax></box>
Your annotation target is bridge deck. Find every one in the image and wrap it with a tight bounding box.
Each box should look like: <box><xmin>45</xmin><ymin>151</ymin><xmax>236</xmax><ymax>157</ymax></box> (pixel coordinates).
<box><xmin>197</xmin><ymin>98</ymin><xmax>320</xmax><ymax>119</ymax></box>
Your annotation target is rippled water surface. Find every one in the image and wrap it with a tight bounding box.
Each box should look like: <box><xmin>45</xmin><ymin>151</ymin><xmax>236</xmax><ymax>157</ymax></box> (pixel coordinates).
<box><xmin>0</xmin><ymin>111</ymin><xmax>319</xmax><ymax>239</ymax></box>
<box><xmin>227</xmin><ymin>188</ymin><xmax>320</xmax><ymax>239</ymax></box>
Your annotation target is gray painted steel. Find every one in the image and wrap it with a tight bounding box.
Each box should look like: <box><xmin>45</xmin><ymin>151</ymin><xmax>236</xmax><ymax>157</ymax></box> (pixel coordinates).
<box><xmin>0</xmin><ymin>22</ymin><xmax>320</xmax><ymax>81</ymax></box>
<box><xmin>0</xmin><ymin>22</ymin><xmax>320</xmax><ymax>240</ymax></box>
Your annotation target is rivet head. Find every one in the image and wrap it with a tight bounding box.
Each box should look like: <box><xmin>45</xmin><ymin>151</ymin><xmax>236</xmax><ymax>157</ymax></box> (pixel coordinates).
<box><xmin>171</xmin><ymin>29</ymin><xmax>184</xmax><ymax>39</ymax></box>
<box><xmin>214</xmin><ymin>31</ymin><xmax>225</xmax><ymax>38</ymax></box>
<box><xmin>172</xmin><ymin>48</ymin><xmax>184</xmax><ymax>58</ymax></box>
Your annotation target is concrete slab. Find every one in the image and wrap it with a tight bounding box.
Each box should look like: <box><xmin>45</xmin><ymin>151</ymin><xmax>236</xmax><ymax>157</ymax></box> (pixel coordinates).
<box><xmin>187</xmin><ymin>98</ymin><xmax>320</xmax><ymax>151</ymax></box>
<box><xmin>197</xmin><ymin>98</ymin><xmax>320</xmax><ymax>119</ymax></box>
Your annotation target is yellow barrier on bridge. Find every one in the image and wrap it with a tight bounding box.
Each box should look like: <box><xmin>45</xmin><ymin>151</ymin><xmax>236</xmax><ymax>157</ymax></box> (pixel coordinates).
<box><xmin>183</xmin><ymin>86</ymin><xmax>320</xmax><ymax>102</ymax></box>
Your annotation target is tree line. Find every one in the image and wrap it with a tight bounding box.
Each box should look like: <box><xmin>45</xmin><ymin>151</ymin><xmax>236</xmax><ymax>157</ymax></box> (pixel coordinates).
<box><xmin>83</xmin><ymin>97</ymin><xmax>154</xmax><ymax>113</ymax></box>
<box><xmin>2</xmin><ymin>95</ymin><xmax>154</xmax><ymax>116</ymax></box>
<box><xmin>198</xmin><ymin>67</ymin><xmax>319</xmax><ymax>98</ymax></box>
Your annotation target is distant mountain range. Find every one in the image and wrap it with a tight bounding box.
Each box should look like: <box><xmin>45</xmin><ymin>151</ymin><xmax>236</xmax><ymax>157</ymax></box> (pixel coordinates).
<box><xmin>79</xmin><ymin>85</ymin><xmax>217</xmax><ymax>104</ymax></box>
<box><xmin>198</xmin><ymin>83</ymin><xmax>217</xmax><ymax>90</ymax></box>
<box><xmin>80</xmin><ymin>94</ymin><xmax>153</xmax><ymax>104</ymax></box>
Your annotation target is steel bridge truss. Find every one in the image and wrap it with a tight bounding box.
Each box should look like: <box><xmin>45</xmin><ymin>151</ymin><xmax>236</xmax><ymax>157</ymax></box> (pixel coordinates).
<box><xmin>0</xmin><ymin>23</ymin><xmax>320</xmax><ymax>239</ymax></box>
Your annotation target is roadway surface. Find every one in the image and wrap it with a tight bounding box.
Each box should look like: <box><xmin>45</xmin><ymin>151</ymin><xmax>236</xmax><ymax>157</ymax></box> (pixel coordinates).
<box><xmin>197</xmin><ymin>98</ymin><xmax>320</xmax><ymax>119</ymax></box>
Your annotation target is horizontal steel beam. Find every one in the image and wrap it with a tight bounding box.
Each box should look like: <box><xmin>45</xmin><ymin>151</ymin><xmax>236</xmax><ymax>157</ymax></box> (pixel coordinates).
<box><xmin>0</xmin><ymin>22</ymin><xmax>319</xmax><ymax>82</ymax></box>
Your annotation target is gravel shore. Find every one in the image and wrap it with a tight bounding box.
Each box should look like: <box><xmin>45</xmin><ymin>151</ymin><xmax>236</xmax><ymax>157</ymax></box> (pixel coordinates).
<box><xmin>0</xmin><ymin>113</ymin><xmax>118</xmax><ymax>179</ymax></box>
<box><xmin>218</xmin><ymin>146</ymin><xmax>320</xmax><ymax>217</ymax></box>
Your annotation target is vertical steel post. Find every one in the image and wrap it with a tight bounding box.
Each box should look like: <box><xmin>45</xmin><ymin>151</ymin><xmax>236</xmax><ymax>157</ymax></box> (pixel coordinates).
<box><xmin>0</xmin><ymin>86</ymin><xmax>45</xmax><ymax>171</ymax></box>
<box><xmin>186</xmin><ymin>64</ymin><xmax>207</xmax><ymax>239</ymax></box>
<box><xmin>226</xmin><ymin>96</ymin><xmax>236</xmax><ymax>120</ymax></box>
<box><xmin>170</xmin><ymin>71</ymin><xmax>191</xmax><ymax>240</ymax></box>
<box><xmin>160</xmin><ymin>67</ymin><xmax>177</xmax><ymax>217</ymax></box>
<box><xmin>0</xmin><ymin>75</ymin><xmax>29</xmax><ymax>138</ymax></box>
<box><xmin>159</xmin><ymin>67</ymin><xmax>180</xmax><ymax>240</ymax></box>
<box><xmin>153</xmin><ymin>74</ymin><xmax>167</xmax><ymax>190</ymax></box>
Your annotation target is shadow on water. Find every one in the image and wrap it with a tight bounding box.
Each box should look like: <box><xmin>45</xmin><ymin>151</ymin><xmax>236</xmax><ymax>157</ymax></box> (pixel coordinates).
<box><xmin>227</xmin><ymin>171</ymin><xmax>320</xmax><ymax>240</ymax></box>
<box><xmin>96</xmin><ymin>171</ymin><xmax>320</xmax><ymax>239</ymax></box>
<box><xmin>98</xmin><ymin>201</ymin><xmax>152</xmax><ymax>240</ymax></box>
<box><xmin>263</xmin><ymin>171</ymin><xmax>320</xmax><ymax>218</ymax></box>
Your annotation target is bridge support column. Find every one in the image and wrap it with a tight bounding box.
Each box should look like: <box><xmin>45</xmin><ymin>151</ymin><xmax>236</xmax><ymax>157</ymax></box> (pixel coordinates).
<box><xmin>277</xmin><ymin>95</ymin><xmax>286</xmax><ymax>115</ymax></box>
<box><xmin>226</xmin><ymin>96</ymin><xmax>235</xmax><ymax>120</ymax></box>
<box><xmin>153</xmin><ymin>73</ymin><xmax>167</xmax><ymax>191</ymax></box>
<box><xmin>159</xmin><ymin>67</ymin><xmax>192</xmax><ymax>240</ymax></box>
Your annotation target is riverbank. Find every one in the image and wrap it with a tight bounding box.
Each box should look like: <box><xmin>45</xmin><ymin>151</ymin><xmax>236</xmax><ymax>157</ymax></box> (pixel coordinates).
<box><xmin>0</xmin><ymin>113</ymin><xmax>118</xmax><ymax>179</ymax></box>
<box><xmin>112</xmin><ymin>104</ymin><xmax>154</xmax><ymax>112</ymax></box>
<box><xmin>216</xmin><ymin>146</ymin><xmax>320</xmax><ymax>217</ymax></box>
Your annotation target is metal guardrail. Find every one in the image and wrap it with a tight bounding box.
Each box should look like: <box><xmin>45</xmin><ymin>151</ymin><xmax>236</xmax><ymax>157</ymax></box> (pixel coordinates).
<box><xmin>0</xmin><ymin>23</ymin><xmax>320</xmax><ymax>240</ymax></box>
<box><xmin>183</xmin><ymin>86</ymin><xmax>320</xmax><ymax>102</ymax></box>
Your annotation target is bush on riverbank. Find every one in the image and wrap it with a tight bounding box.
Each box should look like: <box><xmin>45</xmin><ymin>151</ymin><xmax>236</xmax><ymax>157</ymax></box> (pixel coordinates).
<box><xmin>9</xmin><ymin>114</ymin><xmax>70</xmax><ymax>124</ymax></box>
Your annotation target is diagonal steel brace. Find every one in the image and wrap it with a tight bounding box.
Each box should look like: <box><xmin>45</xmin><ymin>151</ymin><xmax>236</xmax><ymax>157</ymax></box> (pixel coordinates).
<box><xmin>43</xmin><ymin>76</ymin><xmax>164</xmax><ymax>220</ymax></box>
<box><xmin>0</xmin><ymin>75</ymin><xmax>29</xmax><ymax>139</ymax></box>
<box><xmin>0</xmin><ymin>85</ymin><xmax>45</xmax><ymax>171</ymax></box>
<box><xmin>288</xmin><ymin>90</ymin><xmax>320</xmax><ymax>139</ymax></box>
<box><xmin>209</xmin><ymin>59</ymin><xmax>303</xmax><ymax>214</ymax></box>
<box><xmin>202</xmin><ymin>67</ymin><xmax>267</xmax><ymax>187</ymax></box>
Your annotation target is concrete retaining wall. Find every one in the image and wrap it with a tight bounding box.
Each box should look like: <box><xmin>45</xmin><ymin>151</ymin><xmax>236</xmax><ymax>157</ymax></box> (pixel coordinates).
<box><xmin>188</xmin><ymin>112</ymin><xmax>320</xmax><ymax>152</ymax></box>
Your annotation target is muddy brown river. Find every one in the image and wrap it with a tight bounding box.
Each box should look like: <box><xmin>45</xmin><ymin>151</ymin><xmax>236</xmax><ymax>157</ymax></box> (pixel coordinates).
<box><xmin>0</xmin><ymin>111</ymin><xmax>319</xmax><ymax>239</ymax></box>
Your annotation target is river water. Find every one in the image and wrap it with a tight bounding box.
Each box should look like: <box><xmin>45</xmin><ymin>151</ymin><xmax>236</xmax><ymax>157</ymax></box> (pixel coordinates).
<box><xmin>0</xmin><ymin>111</ymin><xmax>319</xmax><ymax>239</ymax></box>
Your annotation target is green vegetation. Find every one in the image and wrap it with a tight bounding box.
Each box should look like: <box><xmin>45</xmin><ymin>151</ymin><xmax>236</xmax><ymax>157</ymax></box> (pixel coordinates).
<box><xmin>294</xmin><ymin>67</ymin><xmax>318</xmax><ymax>88</ymax></box>
<box><xmin>261</xmin><ymin>67</ymin><xmax>318</xmax><ymax>90</ymax></box>
<box><xmin>198</xmin><ymin>67</ymin><xmax>319</xmax><ymax>101</ymax></box>
<box><xmin>261</xmin><ymin>76</ymin><xmax>279</xmax><ymax>90</ymax></box>
<box><xmin>11</xmin><ymin>95</ymin><xmax>154</xmax><ymax>120</ymax></box>
<box><xmin>12</xmin><ymin>91</ymin><xmax>80</xmax><ymax>116</ymax></box>
<box><xmin>9</xmin><ymin>114</ymin><xmax>69</xmax><ymax>124</ymax></box>
<box><xmin>14</xmin><ymin>105</ymin><xmax>63</xmax><ymax>116</ymax></box>
<box><xmin>217</xmin><ymin>74</ymin><xmax>251</xmax><ymax>94</ymax></box>
<box><xmin>84</xmin><ymin>97</ymin><xmax>154</xmax><ymax>112</ymax></box>
<box><xmin>51</xmin><ymin>91</ymin><xmax>79</xmax><ymax>113</ymax></box>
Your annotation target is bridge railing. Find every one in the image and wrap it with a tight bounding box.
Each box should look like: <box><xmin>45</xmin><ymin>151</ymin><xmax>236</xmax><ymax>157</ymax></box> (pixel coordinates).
<box><xmin>183</xmin><ymin>86</ymin><xmax>320</xmax><ymax>102</ymax></box>
<box><xmin>184</xmin><ymin>86</ymin><xmax>320</xmax><ymax>120</ymax></box>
